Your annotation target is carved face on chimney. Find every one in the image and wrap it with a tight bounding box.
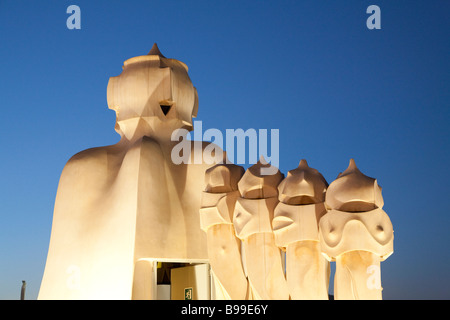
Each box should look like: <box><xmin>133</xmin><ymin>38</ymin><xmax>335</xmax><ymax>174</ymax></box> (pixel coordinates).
<box><xmin>107</xmin><ymin>44</ymin><xmax>199</xmax><ymax>141</ymax></box>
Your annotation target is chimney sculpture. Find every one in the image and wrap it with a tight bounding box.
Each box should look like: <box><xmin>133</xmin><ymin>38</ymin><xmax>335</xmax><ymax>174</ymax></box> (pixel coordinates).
<box><xmin>272</xmin><ymin>160</ymin><xmax>330</xmax><ymax>299</ymax></box>
<box><xmin>39</xmin><ymin>44</ymin><xmax>221</xmax><ymax>299</ymax></box>
<box><xmin>319</xmin><ymin>159</ymin><xmax>394</xmax><ymax>299</ymax></box>
<box><xmin>199</xmin><ymin>163</ymin><xmax>248</xmax><ymax>299</ymax></box>
<box><xmin>232</xmin><ymin>158</ymin><xmax>289</xmax><ymax>299</ymax></box>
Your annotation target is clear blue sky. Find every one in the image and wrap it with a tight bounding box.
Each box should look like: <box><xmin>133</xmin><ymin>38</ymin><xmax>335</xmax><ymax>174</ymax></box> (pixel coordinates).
<box><xmin>0</xmin><ymin>0</ymin><xmax>449</xmax><ymax>299</ymax></box>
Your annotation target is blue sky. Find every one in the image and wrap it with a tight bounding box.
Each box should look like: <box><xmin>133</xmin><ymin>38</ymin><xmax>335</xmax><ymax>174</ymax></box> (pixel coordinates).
<box><xmin>0</xmin><ymin>0</ymin><xmax>449</xmax><ymax>299</ymax></box>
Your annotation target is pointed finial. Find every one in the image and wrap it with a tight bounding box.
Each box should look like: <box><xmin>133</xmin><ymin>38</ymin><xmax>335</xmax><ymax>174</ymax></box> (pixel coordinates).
<box><xmin>336</xmin><ymin>158</ymin><xmax>358</xmax><ymax>178</ymax></box>
<box><xmin>259</xmin><ymin>155</ymin><xmax>268</xmax><ymax>165</ymax></box>
<box><xmin>348</xmin><ymin>158</ymin><xmax>356</xmax><ymax>169</ymax></box>
<box><xmin>338</xmin><ymin>158</ymin><xmax>364</xmax><ymax>178</ymax></box>
<box><xmin>298</xmin><ymin>159</ymin><xmax>309</xmax><ymax>168</ymax></box>
<box><xmin>148</xmin><ymin>43</ymin><xmax>165</xmax><ymax>58</ymax></box>
<box><xmin>345</xmin><ymin>158</ymin><xmax>361</xmax><ymax>174</ymax></box>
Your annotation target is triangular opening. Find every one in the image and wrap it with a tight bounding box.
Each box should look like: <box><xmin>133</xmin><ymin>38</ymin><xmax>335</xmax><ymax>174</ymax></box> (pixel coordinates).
<box><xmin>160</xmin><ymin>104</ymin><xmax>171</xmax><ymax>116</ymax></box>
